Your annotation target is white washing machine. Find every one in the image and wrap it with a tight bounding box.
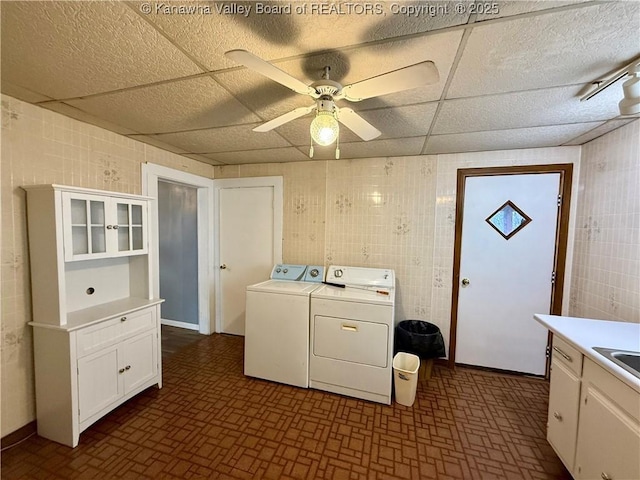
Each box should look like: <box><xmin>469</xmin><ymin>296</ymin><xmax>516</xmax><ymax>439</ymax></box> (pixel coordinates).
<box><xmin>244</xmin><ymin>264</ymin><xmax>324</xmax><ymax>388</ymax></box>
<box><xmin>310</xmin><ymin>265</ymin><xmax>396</xmax><ymax>404</ymax></box>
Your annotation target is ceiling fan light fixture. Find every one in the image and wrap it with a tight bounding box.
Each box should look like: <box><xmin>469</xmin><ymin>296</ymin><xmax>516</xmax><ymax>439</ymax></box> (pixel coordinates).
<box><xmin>310</xmin><ymin>110</ymin><xmax>339</xmax><ymax>146</ymax></box>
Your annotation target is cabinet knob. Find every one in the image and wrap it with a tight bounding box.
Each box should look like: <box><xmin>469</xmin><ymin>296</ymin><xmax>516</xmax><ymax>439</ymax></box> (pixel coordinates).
<box><xmin>553</xmin><ymin>411</ymin><xmax>563</xmax><ymax>421</ymax></box>
<box><xmin>220</xmin><ymin>264</ymin><xmax>227</xmax><ymax>270</ymax></box>
<box><xmin>120</xmin><ymin>317</ymin><xmax>127</xmax><ymax>322</ymax></box>
<box><xmin>601</xmin><ymin>473</ymin><xmax>612</xmax><ymax>480</ymax></box>
<box><xmin>461</xmin><ymin>278</ymin><xmax>470</xmax><ymax>287</ymax></box>
<box><xmin>113</xmin><ymin>225</ymin><xmax>119</xmax><ymax>230</ymax></box>
<box><xmin>125</xmin><ymin>365</ymin><xmax>131</xmax><ymax>371</ymax></box>
<box><xmin>107</xmin><ymin>225</ymin><xmax>113</xmax><ymax>230</ymax></box>
<box><xmin>119</xmin><ymin>368</ymin><xmax>125</xmax><ymax>374</ymax></box>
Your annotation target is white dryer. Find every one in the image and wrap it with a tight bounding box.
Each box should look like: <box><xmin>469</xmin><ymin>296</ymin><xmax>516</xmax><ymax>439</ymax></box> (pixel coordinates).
<box><xmin>244</xmin><ymin>264</ymin><xmax>324</xmax><ymax>388</ymax></box>
<box><xmin>310</xmin><ymin>266</ymin><xmax>396</xmax><ymax>404</ymax></box>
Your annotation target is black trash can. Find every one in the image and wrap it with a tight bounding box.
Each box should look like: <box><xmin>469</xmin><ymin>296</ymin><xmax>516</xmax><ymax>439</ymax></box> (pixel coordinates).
<box><xmin>395</xmin><ymin>320</ymin><xmax>446</xmax><ymax>359</ymax></box>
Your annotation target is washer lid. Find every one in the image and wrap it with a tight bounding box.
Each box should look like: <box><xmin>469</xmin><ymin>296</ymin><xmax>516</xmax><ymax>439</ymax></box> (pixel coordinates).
<box><xmin>312</xmin><ymin>284</ymin><xmax>395</xmax><ymax>306</ymax></box>
<box><xmin>247</xmin><ymin>279</ymin><xmax>322</xmax><ymax>296</ymax></box>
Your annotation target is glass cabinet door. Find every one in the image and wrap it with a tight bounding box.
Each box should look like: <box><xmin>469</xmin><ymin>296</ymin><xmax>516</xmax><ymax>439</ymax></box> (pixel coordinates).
<box><xmin>115</xmin><ymin>201</ymin><xmax>146</xmax><ymax>254</ymax></box>
<box><xmin>65</xmin><ymin>194</ymin><xmax>108</xmax><ymax>261</ymax></box>
<box><xmin>64</xmin><ymin>193</ymin><xmax>147</xmax><ymax>261</ymax></box>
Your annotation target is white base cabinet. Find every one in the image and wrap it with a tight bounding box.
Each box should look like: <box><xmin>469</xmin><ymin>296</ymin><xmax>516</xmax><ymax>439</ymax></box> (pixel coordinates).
<box><xmin>574</xmin><ymin>359</ymin><xmax>640</xmax><ymax>480</ymax></box>
<box><xmin>546</xmin><ymin>335</ymin><xmax>640</xmax><ymax>479</ymax></box>
<box><xmin>32</xmin><ymin>303</ymin><xmax>162</xmax><ymax>448</ymax></box>
<box><xmin>547</xmin><ymin>336</ymin><xmax>582</xmax><ymax>471</ymax></box>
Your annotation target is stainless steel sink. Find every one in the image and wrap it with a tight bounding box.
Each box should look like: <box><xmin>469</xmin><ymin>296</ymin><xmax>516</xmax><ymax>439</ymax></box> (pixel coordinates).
<box><xmin>593</xmin><ymin>347</ymin><xmax>640</xmax><ymax>379</ymax></box>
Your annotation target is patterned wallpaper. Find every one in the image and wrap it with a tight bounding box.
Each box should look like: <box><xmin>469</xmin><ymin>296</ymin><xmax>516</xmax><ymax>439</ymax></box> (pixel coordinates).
<box><xmin>569</xmin><ymin>120</ymin><xmax>640</xmax><ymax>322</ymax></box>
<box><xmin>215</xmin><ymin>147</ymin><xmax>582</xmax><ymax>350</ymax></box>
<box><xmin>0</xmin><ymin>95</ymin><xmax>214</xmax><ymax>437</ymax></box>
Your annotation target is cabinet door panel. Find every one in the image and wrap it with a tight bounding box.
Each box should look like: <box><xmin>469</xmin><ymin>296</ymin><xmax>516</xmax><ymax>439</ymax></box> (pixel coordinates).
<box><xmin>78</xmin><ymin>346</ymin><xmax>122</xmax><ymax>422</ymax></box>
<box><xmin>122</xmin><ymin>331</ymin><xmax>157</xmax><ymax>393</ymax></box>
<box><xmin>547</xmin><ymin>357</ymin><xmax>581</xmax><ymax>471</ymax></box>
<box><xmin>62</xmin><ymin>193</ymin><xmax>109</xmax><ymax>262</ymax></box>
<box><xmin>113</xmin><ymin>200</ymin><xmax>148</xmax><ymax>256</ymax></box>
<box><xmin>575</xmin><ymin>385</ymin><xmax>640</xmax><ymax>480</ymax></box>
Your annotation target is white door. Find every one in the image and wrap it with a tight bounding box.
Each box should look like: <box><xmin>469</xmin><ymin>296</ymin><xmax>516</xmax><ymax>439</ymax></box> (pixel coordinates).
<box><xmin>456</xmin><ymin>173</ymin><xmax>560</xmax><ymax>375</ymax></box>
<box><xmin>216</xmin><ymin>178</ymin><xmax>283</xmax><ymax>335</ymax></box>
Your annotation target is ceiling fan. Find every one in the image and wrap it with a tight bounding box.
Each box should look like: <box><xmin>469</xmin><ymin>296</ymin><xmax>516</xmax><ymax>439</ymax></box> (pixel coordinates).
<box><xmin>225</xmin><ymin>50</ymin><xmax>439</xmax><ymax>159</ymax></box>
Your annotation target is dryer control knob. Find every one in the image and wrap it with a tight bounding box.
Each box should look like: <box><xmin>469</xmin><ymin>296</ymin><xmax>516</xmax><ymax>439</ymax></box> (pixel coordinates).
<box><xmin>309</xmin><ymin>269</ymin><xmax>319</xmax><ymax>277</ymax></box>
<box><xmin>275</xmin><ymin>268</ymin><xmax>281</xmax><ymax>273</ymax></box>
<box><xmin>334</xmin><ymin>269</ymin><xmax>343</xmax><ymax>278</ymax></box>
<box><xmin>283</xmin><ymin>268</ymin><xmax>288</xmax><ymax>273</ymax></box>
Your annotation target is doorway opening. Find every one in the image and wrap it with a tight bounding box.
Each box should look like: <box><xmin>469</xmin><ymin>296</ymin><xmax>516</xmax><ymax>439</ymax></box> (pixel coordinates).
<box><xmin>143</xmin><ymin>163</ymin><xmax>214</xmax><ymax>334</ymax></box>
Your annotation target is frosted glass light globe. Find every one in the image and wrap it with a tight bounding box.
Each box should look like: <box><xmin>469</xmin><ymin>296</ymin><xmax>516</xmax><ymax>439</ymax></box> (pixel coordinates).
<box><xmin>310</xmin><ymin>111</ymin><xmax>339</xmax><ymax>146</ymax></box>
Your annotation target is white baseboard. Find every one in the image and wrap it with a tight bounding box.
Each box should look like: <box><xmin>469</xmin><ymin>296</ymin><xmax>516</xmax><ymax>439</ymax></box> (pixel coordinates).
<box><xmin>161</xmin><ymin>319</ymin><xmax>200</xmax><ymax>331</ymax></box>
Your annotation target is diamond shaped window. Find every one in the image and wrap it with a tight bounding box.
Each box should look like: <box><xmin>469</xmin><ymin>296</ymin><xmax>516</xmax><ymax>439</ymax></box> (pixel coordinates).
<box><xmin>486</xmin><ymin>200</ymin><xmax>531</xmax><ymax>240</ymax></box>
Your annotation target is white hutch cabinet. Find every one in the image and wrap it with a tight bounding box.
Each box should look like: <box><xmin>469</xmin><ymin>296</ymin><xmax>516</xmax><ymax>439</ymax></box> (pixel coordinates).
<box><xmin>23</xmin><ymin>185</ymin><xmax>163</xmax><ymax>448</ymax></box>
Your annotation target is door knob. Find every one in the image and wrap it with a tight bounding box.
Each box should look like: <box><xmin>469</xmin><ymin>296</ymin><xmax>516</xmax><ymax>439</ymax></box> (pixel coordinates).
<box><xmin>220</xmin><ymin>264</ymin><xmax>227</xmax><ymax>270</ymax></box>
<box><xmin>461</xmin><ymin>278</ymin><xmax>470</xmax><ymax>287</ymax></box>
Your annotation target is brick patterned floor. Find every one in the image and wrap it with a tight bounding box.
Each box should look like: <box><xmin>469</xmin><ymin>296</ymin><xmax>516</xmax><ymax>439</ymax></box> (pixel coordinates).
<box><xmin>1</xmin><ymin>333</ymin><xmax>571</xmax><ymax>479</ymax></box>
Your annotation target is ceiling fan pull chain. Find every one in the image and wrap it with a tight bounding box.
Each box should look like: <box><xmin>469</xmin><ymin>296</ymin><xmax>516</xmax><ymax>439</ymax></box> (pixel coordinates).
<box><xmin>309</xmin><ymin>137</ymin><xmax>314</xmax><ymax>158</ymax></box>
<box><xmin>335</xmin><ymin>136</ymin><xmax>340</xmax><ymax>160</ymax></box>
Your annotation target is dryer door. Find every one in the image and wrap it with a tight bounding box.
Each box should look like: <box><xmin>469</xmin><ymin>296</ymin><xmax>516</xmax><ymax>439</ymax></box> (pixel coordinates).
<box><xmin>313</xmin><ymin>316</ymin><xmax>389</xmax><ymax>368</ymax></box>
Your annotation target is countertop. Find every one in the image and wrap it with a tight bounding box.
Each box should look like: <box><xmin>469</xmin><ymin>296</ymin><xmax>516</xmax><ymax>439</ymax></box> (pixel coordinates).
<box><xmin>535</xmin><ymin>314</ymin><xmax>640</xmax><ymax>393</ymax></box>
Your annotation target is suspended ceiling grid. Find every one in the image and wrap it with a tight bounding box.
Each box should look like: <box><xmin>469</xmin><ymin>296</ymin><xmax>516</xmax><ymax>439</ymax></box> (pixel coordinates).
<box><xmin>1</xmin><ymin>0</ymin><xmax>639</xmax><ymax>165</ymax></box>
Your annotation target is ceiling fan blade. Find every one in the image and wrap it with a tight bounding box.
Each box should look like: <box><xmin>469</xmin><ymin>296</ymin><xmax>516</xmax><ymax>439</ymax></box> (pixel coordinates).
<box><xmin>337</xmin><ymin>108</ymin><xmax>381</xmax><ymax>141</ymax></box>
<box><xmin>225</xmin><ymin>49</ymin><xmax>316</xmax><ymax>97</ymax></box>
<box><xmin>253</xmin><ymin>105</ymin><xmax>315</xmax><ymax>132</ymax></box>
<box><xmin>340</xmin><ymin>61</ymin><xmax>439</xmax><ymax>102</ymax></box>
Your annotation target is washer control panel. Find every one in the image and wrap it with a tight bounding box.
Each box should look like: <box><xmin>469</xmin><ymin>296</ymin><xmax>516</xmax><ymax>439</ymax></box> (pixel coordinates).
<box><xmin>270</xmin><ymin>264</ymin><xmax>307</xmax><ymax>281</ymax></box>
<box><xmin>270</xmin><ymin>264</ymin><xmax>325</xmax><ymax>282</ymax></box>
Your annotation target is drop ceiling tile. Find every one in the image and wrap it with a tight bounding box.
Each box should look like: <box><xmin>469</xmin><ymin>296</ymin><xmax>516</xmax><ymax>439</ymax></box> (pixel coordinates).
<box><xmin>298</xmin><ymin>137</ymin><xmax>425</xmax><ymax>160</ymax></box>
<box><xmin>146</xmin><ymin>2</ymin><xmax>469</xmax><ymax>71</ymax></box>
<box><xmin>40</xmin><ymin>103</ymin><xmax>139</xmax><ymax>135</ymax></box>
<box><xmin>204</xmin><ymin>147</ymin><xmax>311</xmax><ymax>165</ymax></box>
<box><xmin>67</xmin><ymin>77</ymin><xmax>260</xmax><ymax>134</ymax></box>
<box><xmin>475</xmin><ymin>0</ymin><xmax>590</xmax><ymax>21</ymax></box>
<box><xmin>150</xmin><ymin>124</ymin><xmax>291</xmax><ymax>153</ymax></box>
<box><xmin>357</xmin><ymin>104</ymin><xmax>438</xmax><ymax>139</ymax></box>
<box><xmin>214</xmin><ymin>30</ymin><xmax>464</xmax><ymax>120</ymax></box>
<box><xmin>124</xmin><ymin>135</ymin><xmax>190</xmax><ymax>154</ymax></box>
<box><xmin>563</xmin><ymin>119</ymin><xmax>636</xmax><ymax>145</ymax></box>
<box><xmin>0</xmin><ymin>1</ymin><xmax>201</xmax><ymax>99</ymax></box>
<box><xmin>448</xmin><ymin>1</ymin><xmax>640</xmax><ymax>97</ymax></box>
<box><xmin>433</xmin><ymin>84</ymin><xmax>622</xmax><ymax>135</ymax></box>
<box><xmin>183</xmin><ymin>153</ymin><xmax>226</xmax><ymax>165</ymax></box>
<box><xmin>1</xmin><ymin>81</ymin><xmax>52</xmax><ymax>103</ymax></box>
<box><xmin>425</xmin><ymin>122</ymin><xmax>602</xmax><ymax>154</ymax></box>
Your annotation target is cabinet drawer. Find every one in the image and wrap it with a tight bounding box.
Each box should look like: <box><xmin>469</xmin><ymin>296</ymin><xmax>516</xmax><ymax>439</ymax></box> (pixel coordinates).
<box><xmin>552</xmin><ymin>336</ymin><xmax>583</xmax><ymax>376</ymax></box>
<box><xmin>76</xmin><ymin>308</ymin><xmax>156</xmax><ymax>357</ymax></box>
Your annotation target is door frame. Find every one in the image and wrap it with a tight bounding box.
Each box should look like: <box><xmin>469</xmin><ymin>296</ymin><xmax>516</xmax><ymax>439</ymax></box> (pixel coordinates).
<box><xmin>142</xmin><ymin>163</ymin><xmax>215</xmax><ymax>334</ymax></box>
<box><xmin>213</xmin><ymin>176</ymin><xmax>283</xmax><ymax>334</ymax></box>
<box><xmin>449</xmin><ymin>164</ymin><xmax>573</xmax><ymax>374</ymax></box>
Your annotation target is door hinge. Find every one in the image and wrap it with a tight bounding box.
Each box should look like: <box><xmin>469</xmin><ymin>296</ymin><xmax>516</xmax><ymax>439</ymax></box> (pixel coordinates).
<box><xmin>557</xmin><ymin>194</ymin><xmax>562</xmax><ymax>206</ymax></box>
<box><xmin>551</xmin><ymin>271</ymin><xmax>556</xmax><ymax>284</ymax></box>
<box><xmin>545</xmin><ymin>345</ymin><xmax>551</xmax><ymax>358</ymax></box>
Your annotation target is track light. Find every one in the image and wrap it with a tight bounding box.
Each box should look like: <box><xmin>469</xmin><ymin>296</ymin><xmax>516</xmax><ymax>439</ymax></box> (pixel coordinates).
<box><xmin>619</xmin><ymin>64</ymin><xmax>640</xmax><ymax>116</ymax></box>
